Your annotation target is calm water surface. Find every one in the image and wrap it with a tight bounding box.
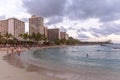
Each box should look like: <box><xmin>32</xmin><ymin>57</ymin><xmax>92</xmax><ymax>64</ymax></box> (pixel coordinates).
<box><xmin>21</xmin><ymin>44</ymin><xmax>120</xmax><ymax>72</ymax></box>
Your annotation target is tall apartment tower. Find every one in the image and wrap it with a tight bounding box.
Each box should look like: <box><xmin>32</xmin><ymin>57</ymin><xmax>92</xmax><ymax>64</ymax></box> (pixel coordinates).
<box><xmin>0</xmin><ymin>20</ymin><xmax>8</xmax><ymax>34</ymax></box>
<box><xmin>44</xmin><ymin>26</ymin><xmax>48</xmax><ymax>38</ymax></box>
<box><xmin>29</xmin><ymin>15</ymin><xmax>44</xmax><ymax>35</ymax></box>
<box><xmin>0</xmin><ymin>18</ymin><xmax>25</xmax><ymax>39</ymax></box>
<box><xmin>60</xmin><ymin>32</ymin><xmax>69</xmax><ymax>40</ymax></box>
<box><xmin>48</xmin><ymin>28</ymin><xmax>60</xmax><ymax>42</ymax></box>
<box><xmin>65</xmin><ymin>33</ymin><xmax>69</xmax><ymax>40</ymax></box>
<box><xmin>8</xmin><ymin>18</ymin><xmax>25</xmax><ymax>39</ymax></box>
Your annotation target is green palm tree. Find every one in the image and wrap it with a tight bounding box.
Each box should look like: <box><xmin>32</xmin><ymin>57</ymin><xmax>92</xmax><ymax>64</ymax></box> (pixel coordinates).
<box><xmin>19</xmin><ymin>32</ymin><xmax>30</xmax><ymax>46</ymax></box>
<box><xmin>4</xmin><ymin>32</ymin><xmax>13</xmax><ymax>39</ymax></box>
<box><xmin>54</xmin><ymin>39</ymin><xmax>61</xmax><ymax>45</ymax></box>
<box><xmin>19</xmin><ymin>32</ymin><xmax>29</xmax><ymax>41</ymax></box>
<box><xmin>29</xmin><ymin>32</ymin><xmax>44</xmax><ymax>45</ymax></box>
<box><xmin>19</xmin><ymin>33</ymin><xmax>23</xmax><ymax>39</ymax></box>
<box><xmin>43</xmin><ymin>37</ymin><xmax>48</xmax><ymax>42</ymax></box>
<box><xmin>33</xmin><ymin>33</ymin><xmax>41</xmax><ymax>42</ymax></box>
<box><xmin>30</xmin><ymin>32</ymin><xmax>36</xmax><ymax>41</ymax></box>
<box><xmin>0</xmin><ymin>33</ymin><xmax>3</xmax><ymax>44</ymax></box>
<box><xmin>22</xmin><ymin>33</ymin><xmax>29</xmax><ymax>41</ymax></box>
<box><xmin>4</xmin><ymin>32</ymin><xmax>13</xmax><ymax>44</ymax></box>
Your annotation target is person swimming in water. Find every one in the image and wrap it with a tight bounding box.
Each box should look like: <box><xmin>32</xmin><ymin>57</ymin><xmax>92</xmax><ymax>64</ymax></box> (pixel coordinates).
<box><xmin>86</xmin><ymin>54</ymin><xmax>89</xmax><ymax>57</ymax></box>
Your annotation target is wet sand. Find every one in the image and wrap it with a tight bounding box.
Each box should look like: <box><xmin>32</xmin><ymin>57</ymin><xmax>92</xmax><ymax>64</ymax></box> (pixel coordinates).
<box><xmin>1</xmin><ymin>47</ymin><xmax>120</xmax><ymax>80</ymax></box>
<box><xmin>0</xmin><ymin>49</ymin><xmax>60</xmax><ymax>80</ymax></box>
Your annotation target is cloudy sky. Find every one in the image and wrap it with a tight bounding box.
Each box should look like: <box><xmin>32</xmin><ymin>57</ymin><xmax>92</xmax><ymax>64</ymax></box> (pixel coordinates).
<box><xmin>1</xmin><ymin>0</ymin><xmax>120</xmax><ymax>43</ymax></box>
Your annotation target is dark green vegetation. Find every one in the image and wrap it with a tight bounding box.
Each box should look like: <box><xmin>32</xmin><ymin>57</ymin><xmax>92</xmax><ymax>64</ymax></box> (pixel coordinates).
<box><xmin>54</xmin><ymin>37</ymin><xmax>111</xmax><ymax>45</ymax></box>
<box><xmin>0</xmin><ymin>32</ymin><xmax>112</xmax><ymax>47</ymax></box>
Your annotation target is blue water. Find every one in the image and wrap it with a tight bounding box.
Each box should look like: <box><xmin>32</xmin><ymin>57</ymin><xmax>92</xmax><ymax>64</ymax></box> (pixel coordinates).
<box><xmin>22</xmin><ymin>44</ymin><xmax>120</xmax><ymax>72</ymax></box>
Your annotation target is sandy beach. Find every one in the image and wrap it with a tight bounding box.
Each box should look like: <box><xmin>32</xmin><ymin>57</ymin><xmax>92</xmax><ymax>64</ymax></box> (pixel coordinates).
<box><xmin>1</xmin><ymin>47</ymin><xmax>120</xmax><ymax>80</ymax></box>
<box><xmin>0</xmin><ymin>48</ymin><xmax>60</xmax><ymax>80</ymax></box>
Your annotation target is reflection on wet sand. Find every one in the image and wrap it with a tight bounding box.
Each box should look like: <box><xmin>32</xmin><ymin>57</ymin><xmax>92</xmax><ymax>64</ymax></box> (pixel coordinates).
<box><xmin>3</xmin><ymin>54</ymin><xmax>71</xmax><ymax>80</ymax></box>
<box><xmin>3</xmin><ymin>54</ymin><xmax>120</xmax><ymax>80</ymax></box>
<box><xmin>3</xmin><ymin>54</ymin><xmax>45</xmax><ymax>72</ymax></box>
<box><xmin>3</xmin><ymin>55</ymin><xmax>25</xmax><ymax>69</ymax></box>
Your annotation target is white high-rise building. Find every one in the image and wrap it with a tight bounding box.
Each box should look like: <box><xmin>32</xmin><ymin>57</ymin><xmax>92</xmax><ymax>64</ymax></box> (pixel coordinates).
<box><xmin>29</xmin><ymin>15</ymin><xmax>44</xmax><ymax>35</ymax></box>
<box><xmin>0</xmin><ymin>18</ymin><xmax>25</xmax><ymax>39</ymax></box>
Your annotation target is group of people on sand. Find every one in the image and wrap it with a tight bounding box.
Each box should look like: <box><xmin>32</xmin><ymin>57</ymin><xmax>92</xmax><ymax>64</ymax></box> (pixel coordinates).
<box><xmin>7</xmin><ymin>47</ymin><xmax>22</xmax><ymax>56</ymax></box>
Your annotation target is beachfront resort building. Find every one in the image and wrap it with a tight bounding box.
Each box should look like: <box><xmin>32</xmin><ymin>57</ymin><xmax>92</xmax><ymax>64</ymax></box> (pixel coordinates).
<box><xmin>48</xmin><ymin>28</ymin><xmax>61</xmax><ymax>42</ymax></box>
<box><xmin>60</xmin><ymin>32</ymin><xmax>69</xmax><ymax>40</ymax></box>
<box><xmin>8</xmin><ymin>18</ymin><xmax>25</xmax><ymax>39</ymax></box>
<box><xmin>44</xmin><ymin>26</ymin><xmax>48</xmax><ymax>38</ymax></box>
<box><xmin>0</xmin><ymin>18</ymin><xmax>25</xmax><ymax>39</ymax></box>
<box><xmin>29</xmin><ymin>15</ymin><xmax>44</xmax><ymax>35</ymax></box>
<box><xmin>65</xmin><ymin>33</ymin><xmax>69</xmax><ymax>40</ymax></box>
<box><xmin>0</xmin><ymin>20</ymin><xmax>8</xmax><ymax>35</ymax></box>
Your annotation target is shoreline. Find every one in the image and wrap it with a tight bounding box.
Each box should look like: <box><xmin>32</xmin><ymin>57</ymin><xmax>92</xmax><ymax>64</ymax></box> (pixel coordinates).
<box><xmin>1</xmin><ymin>44</ymin><xmax>120</xmax><ymax>80</ymax></box>
<box><xmin>0</xmin><ymin>49</ymin><xmax>63</xmax><ymax>80</ymax></box>
<box><xmin>3</xmin><ymin>50</ymin><xmax>120</xmax><ymax>80</ymax></box>
<box><xmin>0</xmin><ymin>43</ymin><xmax>112</xmax><ymax>56</ymax></box>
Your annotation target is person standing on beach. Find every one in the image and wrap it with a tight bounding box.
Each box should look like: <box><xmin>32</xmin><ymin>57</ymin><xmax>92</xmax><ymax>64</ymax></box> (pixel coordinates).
<box><xmin>7</xmin><ymin>49</ymin><xmax>9</xmax><ymax>54</ymax></box>
<box><xmin>17</xmin><ymin>47</ymin><xmax>21</xmax><ymax>56</ymax></box>
<box><xmin>6</xmin><ymin>44</ymin><xmax>9</xmax><ymax>55</ymax></box>
<box><xmin>7</xmin><ymin>49</ymin><xmax>12</xmax><ymax>56</ymax></box>
<box><xmin>11</xmin><ymin>48</ymin><xmax>14</xmax><ymax>54</ymax></box>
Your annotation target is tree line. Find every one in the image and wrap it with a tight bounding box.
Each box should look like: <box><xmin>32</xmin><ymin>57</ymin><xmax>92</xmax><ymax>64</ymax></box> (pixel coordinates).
<box><xmin>0</xmin><ymin>32</ymin><xmax>111</xmax><ymax>47</ymax></box>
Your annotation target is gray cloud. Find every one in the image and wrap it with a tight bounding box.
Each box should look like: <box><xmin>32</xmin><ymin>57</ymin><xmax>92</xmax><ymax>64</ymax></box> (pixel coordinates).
<box><xmin>78</xmin><ymin>28</ymin><xmax>87</xmax><ymax>32</ymax></box>
<box><xmin>21</xmin><ymin>18</ymin><xmax>28</xmax><ymax>22</ymax></box>
<box><xmin>46</xmin><ymin>16</ymin><xmax>63</xmax><ymax>25</ymax></box>
<box><xmin>0</xmin><ymin>15</ymin><xmax>6</xmax><ymax>20</ymax></box>
<box><xmin>101</xmin><ymin>23</ymin><xmax>120</xmax><ymax>35</ymax></box>
<box><xmin>65</xmin><ymin>0</ymin><xmax>120</xmax><ymax>22</ymax></box>
<box><xmin>68</xmin><ymin>27</ymin><xmax>76</xmax><ymax>30</ymax></box>
<box><xmin>23</xmin><ymin>0</ymin><xmax>67</xmax><ymax>24</ymax></box>
<box><xmin>103</xmin><ymin>24</ymin><xmax>119</xmax><ymax>35</ymax></box>
<box><xmin>23</xmin><ymin>0</ymin><xmax>67</xmax><ymax>18</ymax></box>
<box><xmin>78</xmin><ymin>34</ymin><xmax>90</xmax><ymax>39</ymax></box>
<box><xmin>60</xmin><ymin>26</ymin><xmax>67</xmax><ymax>32</ymax></box>
<box><xmin>22</xmin><ymin>0</ymin><xmax>120</xmax><ymax>39</ymax></box>
<box><xmin>92</xmin><ymin>33</ymin><xmax>101</xmax><ymax>37</ymax></box>
<box><xmin>23</xmin><ymin>0</ymin><xmax>120</xmax><ymax>24</ymax></box>
<box><xmin>80</xmin><ymin>23</ymin><xmax>120</xmax><ymax>37</ymax></box>
<box><xmin>76</xmin><ymin>29</ymin><xmax>90</xmax><ymax>39</ymax></box>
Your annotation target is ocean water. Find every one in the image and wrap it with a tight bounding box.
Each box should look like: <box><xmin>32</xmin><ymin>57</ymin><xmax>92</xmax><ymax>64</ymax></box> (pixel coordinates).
<box><xmin>21</xmin><ymin>44</ymin><xmax>120</xmax><ymax>73</ymax></box>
